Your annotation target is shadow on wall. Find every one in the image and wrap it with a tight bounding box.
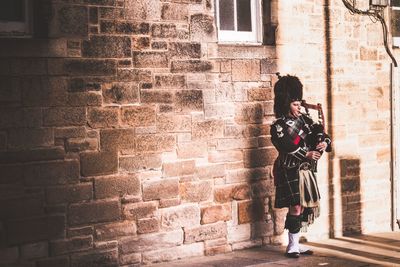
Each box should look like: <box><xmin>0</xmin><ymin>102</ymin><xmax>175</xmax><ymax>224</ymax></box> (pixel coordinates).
<box><xmin>340</xmin><ymin>158</ymin><xmax>362</xmax><ymax>235</ymax></box>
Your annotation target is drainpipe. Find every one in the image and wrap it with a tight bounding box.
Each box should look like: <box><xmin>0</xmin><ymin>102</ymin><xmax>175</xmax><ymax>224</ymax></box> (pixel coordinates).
<box><xmin>391</xmin><ymin>63</ymin><xmax>400</xmax><ymax>230</ymax></box>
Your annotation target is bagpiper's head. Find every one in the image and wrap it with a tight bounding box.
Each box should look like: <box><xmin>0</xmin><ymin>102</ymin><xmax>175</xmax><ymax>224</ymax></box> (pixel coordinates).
<box><xmin>273</xmin><ymin>74</ymin><xmax>303</xmax><ymax>118</ymax></box>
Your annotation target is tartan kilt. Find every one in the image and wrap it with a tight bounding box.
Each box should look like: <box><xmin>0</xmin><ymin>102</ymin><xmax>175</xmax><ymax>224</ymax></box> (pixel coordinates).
<box><xmin>274</xmin><ymin>165</ymin><xmax>301</xmax><ymax>208</ymax></box>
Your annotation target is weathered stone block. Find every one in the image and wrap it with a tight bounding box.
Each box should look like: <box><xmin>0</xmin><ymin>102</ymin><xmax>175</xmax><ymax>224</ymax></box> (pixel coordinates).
<box><xmin>159</xmin><ymin>198</ymin><xmax>181</xmax><ymax>208</ymax></box>
<box><xmin>123</xmin><ymin>201</ymin><xmax>157</xmax><ymax>220</ymax></box>
<box><xmin>247</xmin><ymin>88</ymin><xmax>273</xmax><ymax>101</ymax></box>
<box><xmin>103</xmin><ymin>82</ymin><xmax>139</xmax><ymax>104</ymax></box>
<box><xmin>360</xmin><ymin>46</ymin><xmax>378</xmax><ymax>60</ymax></box>
<box><xmin>50</xmin><ymin>236</ymin><xmax>93</xmax><ymax>256</ymax></box>
<box><xmin>142</xmin><ymin>242</ymin><xmax>204</xmax><ymax>264</ymax></box>
<box><xmin>100</xmin><ymin>21</ymin><xmax>150</xmax><ymax>34</ymax></box>
<box><xmin>67</xmin><ymin>92</ymin><xmax>102</xmax><ymax>107</ymax></box>
<box><xmin>118</xmin><ymin>68</ymin><xmax>152</xmax><ymax>82</ymax></box>
<box><xmin>54</xmin><ymin>127</ymin><xmax>86</xmax><ymax>139</ymax></box>
<box><xmin>154</xmin><ymin>75</ymin><xmax>186</xmax><ymax>89</ymax></box>
<box><xmin>214</xmin><ymin>184</ymin><xmax>250</xmax><ymax>203</ymax></box>
<box><xmin>141</xmin><ymin>90</ymin><xmax>174</xmax><ymax>104</ymax></box>
<box><xmin>201</xmin><ymin>204</ymin><xmax>231</xmax><ymax>225</ymax></box>
<box><xmin>151</xmin><ymin>23</ymin><xmax>178</xmax><ymax>38</ymax></box>
<box><xmin>25</xmin><ymin>79</ymin><xmax>58</xmax><ymax>109</ymax></box>
<box><xmin>7</xmin><ymin>215</ymin><xmax>66</xmax><ymax>245</ymax></box>
<box><xmin>43</xmin><ymin>107</ymin><xmax>86</xmax><ymax>127</ymax></box>
<box><xmin>161</xmin><ymin>3</ymin><xmax>188</xmax><ymax>21</ymax></box>
<box><xmin>192</xmin><ymin>119</ymin><xmax>224</xmax><ymax>140</ymax></box>
<box><xmin>82</xmin><ymin>35</ymin><xmax>131</xmax><ymax>58</ymax></box>
<box><xmin>135</xmin><ymin>134</ymin><xmax>175</xmax><ymax>152</ymax></box>
<box><xmin>20</xmin><ymin>241</ymin><xmax>48</xmax><ymax>259</ymax></box>
<box><xmin>46</xmin><ymin>183</ymin><xmax>93</xmax><ymax>204</ymax></box>
<box><xmin>119</xmin><ymin>229</ymin><xmax>183</xmax><ymax>254</ymax></box>
<box><xmin>80</xmin><ymin>151</ymin><xmax>118</xmax><ymax>177</ymax></box>
<box><xmin>94</xmin><ymin>174</ymin><xmax>140</xmax><ymax>199</ymax></box>
<box><xmin>152</xmin><ymin>41</ymin><xmax>168</xmax><ymax>50</ymax></box>
<box><xmin>232</xmin><ymin>60</ymin><xmax>260</xmax><ymax>81</ymax></box>
<box><xmin>251</xmin><ymin>180</ymin><xmax>275</xmax><ymax>198</ymax></box>
<box><xmin>195</xmin><ymin>164</ymin><xmax>226</xmax><ymax>180</ymax></box>
<box><xmin>238</xmin><ymin>200</ymin><xmax>264</xmax><ymax>224</ymax></box>
<box><xmin>177</xmin><ymin>141</ymin><xmax>207</xmax><ymax>159</ymax></box>
<box><xmin>121</xmin><ymin>105</ymin><xmax>156</xmax><ymax>127</ymax></box>
<box><xmin>251</xmin><ymin>221</ymin><xmax>274</xmax><ymax>238</ymax></box>
<box><xmin>65</xmin><ymin>138</ymin><xmax>97</xmax><ymax>152</ymax></box>
<box><xmin>235</xmin><ymin>103</ymin><xmax>264</xmax><ymax>124</ymax></box>
<box><xmin>273</xmin><ymin>209</ymin><xmax>287</xmax><ymax>235</ymax></box>
<box><xmin>244</xmin><ymin>148</ymin><xmax>277</xmax><ymax>168</ymax></box>
<box><xmin>184</xmin><ymin>221</ymin><xmax>227</xmax><ymax>243</ymax></box>
<box><xmin>143</xmin><ymin>178</ymin><xmax>179</xmax><ymax>201</ymax></box>
<box><xmin>171</xmin><ymin>60</ymin><xmax>213</xmax><ymax>73</ymax></box>
<box><xmin>100</xmin><ymin>128</ymin><xmax>135</xmax><ymax>153</ymax></box>
<box><xmin>119</xmin><ymin>154</ymin><xmax>162</xmax><ymax>172</ymax></box>
<box><xmin>180</xmin><ymin>181</ymin><xmax>213</xmax><ymax>202</ymax></box>
<box><xmin>88</xmin><ymin>107</ymin><xmax>119</xmax><ymax>128</ymax></box>
<box><xmin>260</xmin><ymin>58</ymin><xmax>277</xmax><ymax>74</ymax></box>
<box><xmin>205</xmin><ymin>244</ymin><xmax>231</xmax><ymax>256</ymax></box>
<box><xmin>133</xmin><ymin>51</ymin><xmax>168</xmax><ymax>68</ymax></box>
<box><xmin>24</xmin><ymin>160</ymin><xmax>80</xmax><ymax>186</ymax></box>
<box><xmin>162</xmin><ymin>160</ymin><xmax>196</xmax><ymax>177</ymax></box>
<box><xmin>54</xmin><ymin>5</ymin><xmax>88</xmax><ymax>37</ymax></box>
<box><xmin>0</xmin><ymin>195</ymin><xmax>43</xmax><ymax>220</ymax></box>
<box><xmin>169</xmin><ymin>42</ymin><xmax>201</xmax><ymax>59</ymax></box>
<box><xmin>227</xmin><ymin>223</ymin><xmax>251</xmax><ymax>243</ymax></box>
<box><xmin>124</xmin><ymin>0</ymin><xmax>160</xmax><ymax>20</ymax></box>
<box><xmin>137</xmin><ymin>217</ymin><xmax>160</xmax><ymax>234</ymax></box>
<box><xmin>159</xmin><ymin>204</ymin><xmax>200</xmax><ymax>230</ymax></box>
<box><xmin>190</xmin><ymin>14</ymin><xmax>216</xmax><ymax>42</ymax></box>
<box><xmin>95</xmin><ymin>221</ymin><xmax>136</xmax><ymax>241</ymax></box>
<box><xmin>68</xmin><ymin>226</ymin><xmax>94</xmax><ymax>238</ymax></box>
<box><xmin>133</xmin><ymin>36</ymin><xmax>150</xmax><ymax>50</ymax></box>
<box><xmin>70</xmin><ymin>249</ymin><xmax>118</xmax><ymax>267</ymax></box>
<box><xmin>157</xmin><ymin>114</ymin><xmax>191</xmax><ymax>132</ymax></box>
<box><xmin>10</xmin><ymin>59</ymin><xmax>47</xmax><ymax>75</ymax></box>
<box><xmin>7</xmin><ymin>128</ymin><xmax>53</xmax><ymax>150</ymax></box>
<box><xmin>175</xmin><ymin>90</ymin><xmax>203</xmax><ymax>111</ymax></box>
<box><xmin>50</xmin><ymin>59</ymin><xmax>117</xmax><ymax>76</ymax></box>
<box><xmin>119</xmin><ymin>252</ymin><xmax>141</xmax><ymax>265</ymax></box>
<box><xmin>68</xmin><ymin>199</ymin><xmax>120</xmax><ymax>226</ymax></box>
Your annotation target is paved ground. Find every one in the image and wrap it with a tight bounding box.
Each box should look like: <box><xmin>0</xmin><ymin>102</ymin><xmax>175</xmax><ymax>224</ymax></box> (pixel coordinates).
<box><xmin>149</xmin><ymin>232</ymin><xmax>400</xmax><ymax>267</ymax></box>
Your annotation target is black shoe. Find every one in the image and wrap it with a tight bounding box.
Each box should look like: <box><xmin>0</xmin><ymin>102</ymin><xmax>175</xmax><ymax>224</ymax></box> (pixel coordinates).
<box><xmin>285</xmin><ymin>252</ymin><xmax>300</xmax><ymax>258</ymax></box>
<box><xmin>300</xmin><ymin>249</ymin><xmax>313</xmax><ymax>255</ymax></box>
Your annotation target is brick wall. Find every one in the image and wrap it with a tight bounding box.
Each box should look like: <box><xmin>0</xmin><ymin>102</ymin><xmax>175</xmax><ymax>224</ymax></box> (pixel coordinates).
<box><xmin>275</xmin><ymin>0</ymin><xmax>393</xmax><ymax>238</ymax></box>
<box><xmin>0</xmin><ymin>0</ymin><xmax>395</xmax><ymax>266</ymax></box>
<box><xmin>0</xmin><ymin>0</ymin><xmax>279</xmax><ymax>266</ymax></box>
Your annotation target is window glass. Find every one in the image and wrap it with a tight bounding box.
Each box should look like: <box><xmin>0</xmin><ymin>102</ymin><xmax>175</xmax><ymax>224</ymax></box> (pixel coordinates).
<box><xmin>237</xmin><ymin>0</ymin><xmax>252</xmax><ymax>31</ymax></box>
<box><xmin>219</xmin><ymin>0</ymin><xmax>234</xmax><ymax>31</ymax></box>
<box><xmin>0</xmin><ymin>0</ymin><xmax>25</xmax><ymax>22</ymax></box>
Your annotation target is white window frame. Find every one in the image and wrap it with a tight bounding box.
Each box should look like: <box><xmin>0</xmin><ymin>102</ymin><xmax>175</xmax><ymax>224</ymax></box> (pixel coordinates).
<box><xmin>216</xmin><ymin>0</ymin><xmax>263</xmax><ymax>44</ymax></box>
<box><xmin>0</xmin><ymin>0</ymin><xmax>33</xmax><ymax>37</ymax></box>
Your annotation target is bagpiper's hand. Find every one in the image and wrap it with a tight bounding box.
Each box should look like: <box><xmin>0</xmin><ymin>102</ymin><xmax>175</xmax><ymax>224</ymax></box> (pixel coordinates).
<box><xmin>306</xmin><ymin>151</ymin><xmax>321</xmax><ymax>160</ymax></box>
<box><xmin>316</xmin><ymin>141</ymin><xmax>328</xmax><ymax>152</ymax></box>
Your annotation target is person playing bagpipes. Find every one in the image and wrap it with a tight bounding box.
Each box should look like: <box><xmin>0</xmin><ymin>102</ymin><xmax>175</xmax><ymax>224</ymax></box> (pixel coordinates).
<box><xmin>270</xmin><ymin>74</ymin><xmax>332</xmax><ymax>258</ymax></box>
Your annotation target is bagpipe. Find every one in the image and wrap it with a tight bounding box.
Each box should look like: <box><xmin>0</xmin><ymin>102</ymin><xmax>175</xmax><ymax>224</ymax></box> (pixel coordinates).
<box><xmin>301</xmin><ymin>100</ymin><xmax>326</xmax><ymax>171</ymax></box>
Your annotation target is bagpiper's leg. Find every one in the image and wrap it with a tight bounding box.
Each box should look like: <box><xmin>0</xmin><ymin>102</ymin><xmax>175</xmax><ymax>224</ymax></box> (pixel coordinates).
<box><xmin>285</xmin><ymin>205</ymin><xmax>302</xmax><ymax>258</ymax></box>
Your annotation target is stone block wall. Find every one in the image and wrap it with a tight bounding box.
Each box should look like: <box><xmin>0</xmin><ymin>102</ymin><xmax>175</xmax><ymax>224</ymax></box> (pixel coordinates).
<box><xmin>0</xmin><ymin>0</ymin><xmax>396</xmax><ymax>265</ymax></box>
<box><xmin>0</xmin><ymin>0</ymin><xmax>280</xmax><ymax>266</ymax></box>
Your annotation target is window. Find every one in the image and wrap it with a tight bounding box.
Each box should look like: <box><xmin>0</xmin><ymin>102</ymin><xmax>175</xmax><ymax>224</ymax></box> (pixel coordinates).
<box><xmin>0</xmin><ymin>0</ymin><xmax>33</xmax><ymax>37</ymax></box>
<box><xmin>216</xmin><ymin>0</ymin><xmax>262</xmax><ymax>43</ymax></box>
<box><xmin>391</xmin><ymin>1</ymin><xmax>400</xmax><ymax>47</ymax></box>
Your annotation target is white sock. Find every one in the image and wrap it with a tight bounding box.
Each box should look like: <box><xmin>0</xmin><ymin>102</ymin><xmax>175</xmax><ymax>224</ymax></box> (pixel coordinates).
<box><xmin>286</xmin><ymin>232</ymin><xmax>300</xmax><ymax>253</ymax></box>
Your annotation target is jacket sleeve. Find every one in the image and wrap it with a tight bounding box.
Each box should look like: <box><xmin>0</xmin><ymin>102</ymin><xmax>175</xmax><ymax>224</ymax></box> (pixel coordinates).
<box><xmin>270</xmin><ymin>120</ymin><xmax>308</xmax><ymax>160</ymax></box>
